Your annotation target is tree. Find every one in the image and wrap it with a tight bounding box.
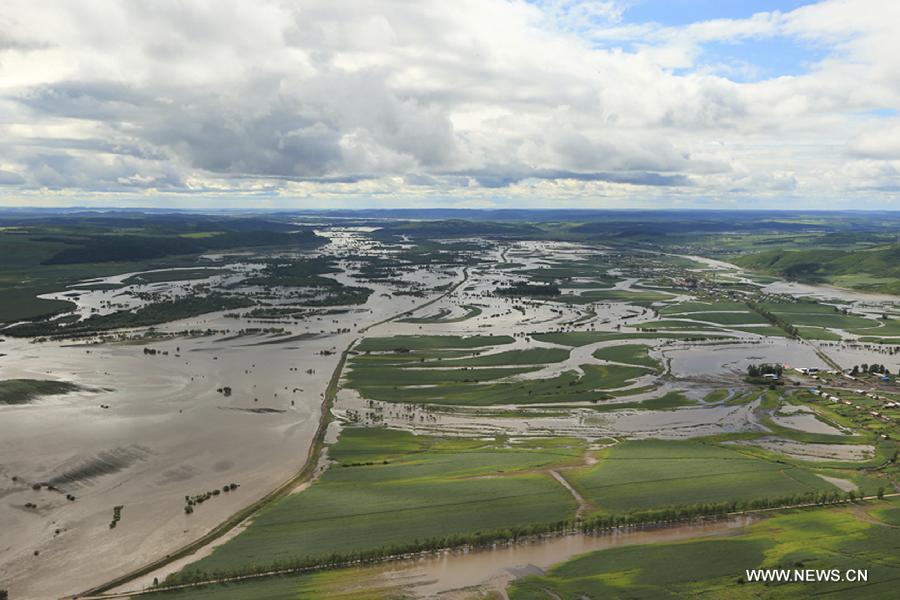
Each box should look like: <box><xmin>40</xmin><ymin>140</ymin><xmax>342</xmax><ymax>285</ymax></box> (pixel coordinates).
<box><xmin>877</xmin><ymin>487</ymin><xmax>885</xmax><ymax>499</ymax></box>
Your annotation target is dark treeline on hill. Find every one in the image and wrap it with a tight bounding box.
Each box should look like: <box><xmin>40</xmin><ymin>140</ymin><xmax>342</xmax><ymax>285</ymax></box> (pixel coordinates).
<box><xmin>372</xmin><ymin>219</ymin><xmax>541</xmax><ymax>240</ymax></box>
<box><xmin>0</xmin><ymin>212</ymin><xmax>302</xmax><ymax>233</ymax></box>
<box><xmin>571</xmin><ymin>219</ymin><xmax>826</xmax><ymax>236</ymax></box>
<box><xmin>40</xmin><ymin>230</ymin><xmax>324</xmax><ymax>265</ymax></box>
<box><xmin>238</xmin><ymin>207</ymin><xmax>900</xmax><ymax>226</ymax></box>
<box><xmin>0</xmin><ymin>211</ymin><xmax>326</xmax><ymax>265</ymax></box>
<box><xmin>3</xmin><ymin>294</ymin><xmax>253</xmax><ymax>338</ymax></box>
<box><xmin>240</xmin><ymin>257</ymin><xmax>374</xmax><ymax>306</ymax></box>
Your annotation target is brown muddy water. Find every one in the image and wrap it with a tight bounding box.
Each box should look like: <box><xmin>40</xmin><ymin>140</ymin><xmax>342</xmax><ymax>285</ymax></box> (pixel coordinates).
<box><xmin>337</xmin><ymin>516</ymin><xmax>757</xmax><ymax>599</ymax></box>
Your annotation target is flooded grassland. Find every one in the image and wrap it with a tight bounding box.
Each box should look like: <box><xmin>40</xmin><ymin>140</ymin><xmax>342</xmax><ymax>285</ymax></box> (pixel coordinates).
<box><xmin>2</xmin><ymin>234</ymin><xmax>898</xmax><ymax>600</ymax></box>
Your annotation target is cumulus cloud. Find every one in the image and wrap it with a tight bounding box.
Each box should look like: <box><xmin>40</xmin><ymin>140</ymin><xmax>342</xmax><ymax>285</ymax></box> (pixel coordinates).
<box><xmin>0</xmin><ymin>0</ymin><xmax>897</xmax><ymax>207</ymax></box>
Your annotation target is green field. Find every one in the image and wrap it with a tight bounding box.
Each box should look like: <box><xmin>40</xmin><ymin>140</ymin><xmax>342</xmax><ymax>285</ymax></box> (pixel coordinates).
<box><xmin>415</xmin><ymin>347</ymin><xmax>570</xmax><ymax>367</ymax></box>
<box><xmin>795</xmin><ymin>326</ymin><xmax>842</xmax><ymax>340</ymax></box>
<box><xmin>663</xmin><ymin>311</ymin><xmax>769</xmax><ymax>325</ymax></box>
<box><xmin>570</xmin><ymin>440</ymin><xmax>839</xmax><ymax>514</ymax></box>
<box><xmin>632</xmin><ymin>320</ymin><xmax>788</xmax><ymax>337</ymax></box>
<box><xmin>509</xmin><ymin>499</ymin><xmax>900</xmax><ymax>599</ymax></box>
<box><xmin>349</xmin><ymin>361</ymin><xmax>651</xmax><ymax>406</ymax></box>
<box><xmin>0</xmin><ymin>286</ymin><xmax>76</xmax><ymax>323</ymax></box>
<box><xmin>659</xmin><ymin>301</ymin><xmax>750</xmax><ymax>314</ymax></box>
<box><xmin>177</xmin><ymin>428</ymin><xmax>581</xmax><ymax>580</ymax></box>
<box><xmin>355</xmin><ymin>335</ymin><xmax>514</xmax><ymax>352</ymax></box>
<box><xmin>592</xmin><ymin>344</ymin><xmax>660</xmax><ymax>370</ymax></box>
<box><xmin>560</xmin><ymin>289</ymin><xmax>674</xmax><ymax>304</ymax></box>
<box><xmin>760</xmin><ymin>302</ymin><xmax>877</xmax><ymax>330</ymax></box>
<box><xmin>347</xmin><ymin>366</ymin><xmax>651</xmax><ymax>406</ymax></box>
<box><xmin>849</xmin><ymin>318</ymin><xmax>900</xmax><ymax>337</ymax></box>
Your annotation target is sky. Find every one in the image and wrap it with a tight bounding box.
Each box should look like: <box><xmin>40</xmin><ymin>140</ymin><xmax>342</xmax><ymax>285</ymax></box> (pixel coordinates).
<box><xmin>0</xmin><ymin>0</ymin><xmax>898</xmax><ymax>210</ymax></box>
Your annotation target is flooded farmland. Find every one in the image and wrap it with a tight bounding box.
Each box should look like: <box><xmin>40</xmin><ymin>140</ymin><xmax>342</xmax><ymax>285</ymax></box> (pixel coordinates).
<box><xmin>2</xmin><ymin>227</ymin><xmax>898</xmax><ymax>600</ymax></box>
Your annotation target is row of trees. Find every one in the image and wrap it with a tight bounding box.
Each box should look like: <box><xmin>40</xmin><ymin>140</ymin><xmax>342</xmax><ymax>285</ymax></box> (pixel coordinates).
<box><xmin>851</xmin><ymin>363</ymin><xmax>893</xmax><ymax>375</ymax></box>
<box><xmin>747</xmin><ymin>363</ymin><xmax>783</xmax><ymax>378</ymax></box>
<box><xmin>160</xmin><ymin>489</ymin><xmax>871</xmax><ymax>589</ymax></box>
<box><xmin>746</xmin><ymin>300</ymin><xmax>799</xmax><ymax>338</ymax></box>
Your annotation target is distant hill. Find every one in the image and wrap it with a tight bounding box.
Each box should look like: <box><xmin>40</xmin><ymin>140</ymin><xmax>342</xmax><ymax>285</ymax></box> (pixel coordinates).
<box><xmin>373</xmin><ymin>219</ymin><xmax>541</xmax><ymax>239</ymax></box>
<box><xmin>733</xmin><ymin>244</ymin><xmax>900</xmax><ymax>294</ymax></box>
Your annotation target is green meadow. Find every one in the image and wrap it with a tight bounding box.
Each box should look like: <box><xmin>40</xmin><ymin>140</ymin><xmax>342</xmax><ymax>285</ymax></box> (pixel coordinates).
<box><xmin>560</xmin><ymin>289</ymin><xmax>675</xmax><ymax>304</ymax></box>
<box><xmin>569</xmin><ymin>440</ymin><xmax>839</xmax><ymax>514</ymax></box>
<box><xmin>592</xmin><ymin>344</ymin><xmax>660</xmax><ymax>370</ymax></box>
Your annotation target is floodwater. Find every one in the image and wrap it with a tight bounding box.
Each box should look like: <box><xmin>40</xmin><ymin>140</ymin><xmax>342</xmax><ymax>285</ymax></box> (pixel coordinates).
<box><xmin>771</xmin><ymin>411</ymin><xmax>846</xmax><ymax>435</ymax></box>
<box><xmin>665</xmin><ymin>340</ymin><xmax>828</xmax><ymax>377</ymax></box>
<box><xmin>2</xmin><ymin>236</ymin><xmax>896</xmax><ymax>599</ymax></box>
<box><xmin>334</xmin><ymin>516</ymin><xmax>757</xmax><ymax>599</ymax></box>
<box><xmin>730</xmin><ymin>438</ymin><xmax>874</xmax><ymax>462</ymax></box>
<box><xmin>0</xmin><ymin>229</ymin><xmax>457</xmax><ymax>600</ymax></box>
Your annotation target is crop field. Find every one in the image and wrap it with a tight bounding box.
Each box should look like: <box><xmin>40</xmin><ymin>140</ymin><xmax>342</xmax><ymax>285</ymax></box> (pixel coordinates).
<box><xmin>795</xmin><ymin>326</ymin><xmax>843</xmax><ymax>340</ymax></box>
<box><xmin>633</xmin><ymin>319</ymin><xmax>788</xmax><ymax>337</ymax></box>
<box><xmin>176</xmin><ymin>428</ymin><xmax>581</xmax><ymax>580</ymax></box>
<box><xmin>508</xmin><ymin>498</ymin><xmax>900</xmax><ymax>600</ymax></box>
<box><xmin>591</xmin><ymin>344</ymin><xmax>659</xmax><ymax>370</ymax></box>
<box><xmin>761</xmin><ymin>302</ymin><xmax>878</xmax><ymax>330</ymax></box>
<box><xmin>0</xmin><ymin>285</ymin><xmax>76</xmax><ymax>322</ymax></box>
<box><xmin>355</xmin><ymin>335</ymin><xmax>514</xmax><ymax>352</ymax></box>
<box><xmin>561</xmin><ymin>289</ymin><xmax>675</xmax><ymax>304</ymax></box>
<box><xmin>399</xmin><ymin>347</ymin><xmax>570</xmax><ymax>367</ymax></box>
<box><xmin>659</xmin><ymin>301</ymin><xmax>750</xmax><ymax>314</ymax></box>
<box><xmin>660</xmin><ymin>311</ymin><xmax>770</xmax><ymax>325</ymax></box>
<box><xmin>569</xmin><ymin>440</ymin><xmax>840</xmax><ymax>514</ymax></box>
<box><xmin>850</xmin><ymin>318</ymin><xmax>900</xmax><ymax>337</ymax></box>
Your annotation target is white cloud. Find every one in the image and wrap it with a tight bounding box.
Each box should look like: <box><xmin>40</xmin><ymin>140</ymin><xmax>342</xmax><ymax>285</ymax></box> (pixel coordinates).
<box><xmin>0</xmin><ymin>0</ymin><xmax>897</xmax><ymax>207</ymax></box>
